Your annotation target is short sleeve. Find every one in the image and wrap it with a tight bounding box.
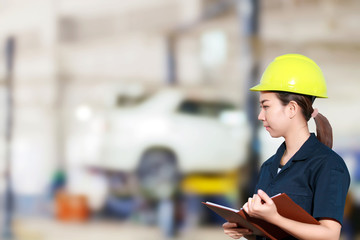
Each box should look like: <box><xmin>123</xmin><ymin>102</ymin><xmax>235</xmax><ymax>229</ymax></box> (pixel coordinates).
<box><xmin>312</xmin><ymin>155</ymin><xmax>350</xmax><ymax>224</ymax></box>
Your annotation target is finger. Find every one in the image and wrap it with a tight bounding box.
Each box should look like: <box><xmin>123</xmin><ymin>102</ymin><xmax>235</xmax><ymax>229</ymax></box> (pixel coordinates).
<box><xmin>228</xmin><ymin>228</ymin><xmax>252</xmax><ymax>234</ymax></box>
<box><xmin>253</xmin><ymin>193</ymin><xmax>262</xmax><ymax>205</ymax></box>
<box><xmin>224</xmin><ymin>227</ymin><xmax>252</xmax><ymax>239</ymax></box>
<box><xmin>253</xmin><ymin>194</ymin><xmax>258</xmax><ymax>204</ymax></box>
<box><xmin>257</xmin><ymin>189</ymin><xmax>273</xmax><ymax>204</ymax></box>
<box><xmin>243</xmin><ymin>202</ymin><xmax>249</xmax><ymax>213</ymax></box>
<box><xmin>229</xmin><ymin>233</ymin><xmax>242</xmax><ymax>239</ymax></box>
<box><xmin>223</xmin><ymin>222</ymin><xmax>237</xmax><ymax>228</ymax></box>
<box><xmin>229</xmin><ymin>230</ymin><xmax>251</xmax><ymax>239</ymax></box>
<box><xmin>248</xmin><ymin>197</ymin><xmax>252</xmax><ymax>209</ymax></box>
<box><xmin>240</xmin><ymin>229</ymin><xmax>253</xmax><ymax>235</ymax></box>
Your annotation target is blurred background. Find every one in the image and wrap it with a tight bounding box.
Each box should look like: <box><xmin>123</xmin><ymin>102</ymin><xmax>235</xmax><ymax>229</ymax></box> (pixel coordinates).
<box><xmin>0</xmin><ymin>0</ymin><xmax>360</xmax><ymax>239</ymax></box>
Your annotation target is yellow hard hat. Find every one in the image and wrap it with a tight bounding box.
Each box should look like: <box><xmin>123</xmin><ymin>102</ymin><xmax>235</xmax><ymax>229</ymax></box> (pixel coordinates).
<box><xmin>250</xmin><ymin>54</ymin><xmax>328</xmax><ymax>98</ymax></box>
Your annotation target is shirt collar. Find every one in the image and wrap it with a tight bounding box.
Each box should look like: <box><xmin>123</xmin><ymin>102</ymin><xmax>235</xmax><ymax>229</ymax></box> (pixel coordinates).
<box><xmin>291</xmin><ymin>133</ymin><xmax>319</xmax><ymax>162</ymax></box>
<box><xmin>270</xmin><ymin>133</ymin><xmax>319</xmax><ymax>176</ymax></box>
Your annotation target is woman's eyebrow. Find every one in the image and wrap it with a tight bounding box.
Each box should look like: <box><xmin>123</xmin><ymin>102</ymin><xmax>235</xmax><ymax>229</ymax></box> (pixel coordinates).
<box><xmin>260</xmin><ymin>99</ymin><xmax>269</xmax><ymax>105</ymax></box>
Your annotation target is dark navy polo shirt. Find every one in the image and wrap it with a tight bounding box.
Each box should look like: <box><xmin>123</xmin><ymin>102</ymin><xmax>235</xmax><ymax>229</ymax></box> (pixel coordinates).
<box><xmin>254</xmin><ymin>133</ymin><xmax>350</xmax><ymax>240</ymax></box>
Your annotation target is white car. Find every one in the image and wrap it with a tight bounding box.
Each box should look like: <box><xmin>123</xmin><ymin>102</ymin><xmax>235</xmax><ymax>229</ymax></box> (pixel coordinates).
<box><xmin>95</xmin><ymin>89</ymin><xmax>250</xmax><ymax>199</ymax></box>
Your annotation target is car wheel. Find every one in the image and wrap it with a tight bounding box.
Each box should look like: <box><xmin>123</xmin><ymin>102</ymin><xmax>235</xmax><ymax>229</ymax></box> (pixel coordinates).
<box><xmin>137</xmin><ymin>150</ymin><xmax>179</xmax><ymax>201</ymax></box>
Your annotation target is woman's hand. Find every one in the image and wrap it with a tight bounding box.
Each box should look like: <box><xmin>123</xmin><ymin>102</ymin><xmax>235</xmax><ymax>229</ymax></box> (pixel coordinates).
<box><xmin>222</xmin><ymin>222</ymin><xmax>253</xmax><ymax>239</ymax></box>
<box><xmin>242</xmin><ymin>189</ymin><xmax>280</xmax><ymax>224</ymax></box>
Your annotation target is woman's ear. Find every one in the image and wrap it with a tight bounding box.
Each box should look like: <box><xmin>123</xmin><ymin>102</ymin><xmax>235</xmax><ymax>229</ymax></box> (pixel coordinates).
<box><xmin>288</xmin><ymin>100</ymin><xmax>298</xmax><ymax>119</ymax></box>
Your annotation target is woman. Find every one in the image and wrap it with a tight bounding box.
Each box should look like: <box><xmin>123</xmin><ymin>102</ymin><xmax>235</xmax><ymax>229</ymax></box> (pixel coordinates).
<box><xmin>223</xmin><ymin>54</ymin><xmax>350</xmax><ymax>240</ymax></box>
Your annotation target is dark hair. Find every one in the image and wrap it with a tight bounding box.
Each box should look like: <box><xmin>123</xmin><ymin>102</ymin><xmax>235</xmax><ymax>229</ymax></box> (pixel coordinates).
<box><xmin>275</xmin><ymin>92</ymin><xmax>333</xmax><ymax>149</ymax></box>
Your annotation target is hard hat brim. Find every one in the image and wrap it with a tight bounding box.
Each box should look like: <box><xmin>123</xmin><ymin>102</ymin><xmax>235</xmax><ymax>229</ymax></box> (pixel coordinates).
<box><xmin>250</xmin><ymin>84</ymin><xmax>328</xmax><ymax>98</ymax></box>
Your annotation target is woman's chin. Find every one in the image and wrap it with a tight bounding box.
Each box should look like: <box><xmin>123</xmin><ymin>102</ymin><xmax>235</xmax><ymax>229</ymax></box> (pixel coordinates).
<box><xmin>268</xmin><ymin>131</ymin><xmax>281</xmax><ymax>138</ymax></box>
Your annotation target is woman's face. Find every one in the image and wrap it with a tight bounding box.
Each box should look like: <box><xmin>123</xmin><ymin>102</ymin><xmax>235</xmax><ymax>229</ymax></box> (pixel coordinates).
<box><xmin>258</xmin><ymin>92</ymin><xmax>290</xmax><ymax>138</ymax></box>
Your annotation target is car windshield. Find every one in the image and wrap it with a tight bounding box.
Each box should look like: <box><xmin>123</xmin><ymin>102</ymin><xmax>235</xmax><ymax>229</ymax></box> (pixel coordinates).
<box><xmin>116</xmin><ymin>94</ymin><xmax>148</xmax><ymax>107</ymax></box>
<box><xmin>177</xmin><ymin>100</ymin><xmax>236</xmax><ymax>118</ymax></box>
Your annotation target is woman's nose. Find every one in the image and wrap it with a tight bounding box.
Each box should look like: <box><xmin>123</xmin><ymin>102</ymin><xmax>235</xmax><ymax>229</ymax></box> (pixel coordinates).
<box><xmin>258</xmin><ymin>109</ymin><xmax>265</xmax><ymax>121</ymax></box>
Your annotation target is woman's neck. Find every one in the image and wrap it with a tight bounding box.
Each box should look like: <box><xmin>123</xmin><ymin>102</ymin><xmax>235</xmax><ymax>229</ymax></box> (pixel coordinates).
<box><xmin>282</xmin><ymin>126</ymin><xmax>310</xmax><ymax>165</ymax></box>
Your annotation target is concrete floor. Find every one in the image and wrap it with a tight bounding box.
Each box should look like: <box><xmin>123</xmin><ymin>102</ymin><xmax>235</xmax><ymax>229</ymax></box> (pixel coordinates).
<box><xmin>11</xmin><ymin>218</ymin><xmax>360</xmax><ymax>240</ymax></box>
<box><xmin>12</xmin><ymin>218</ymin><xmax>233</xmax><ymax>240</ymax></box>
